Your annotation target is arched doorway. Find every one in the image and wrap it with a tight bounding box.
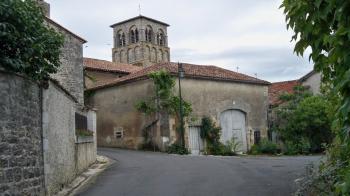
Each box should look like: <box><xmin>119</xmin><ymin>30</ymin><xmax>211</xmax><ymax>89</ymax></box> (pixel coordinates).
<box><xmin>220</xmin><ymin>110</ymin><xmax>247</xmax><ymax>152</ymax></box>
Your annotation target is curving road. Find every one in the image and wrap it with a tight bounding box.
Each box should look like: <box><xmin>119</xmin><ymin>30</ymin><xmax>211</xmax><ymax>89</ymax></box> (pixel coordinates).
<box><xmin>77</xmin><ymin>148</ymin><xmax>320</xmax><ymax>196</ymax></box>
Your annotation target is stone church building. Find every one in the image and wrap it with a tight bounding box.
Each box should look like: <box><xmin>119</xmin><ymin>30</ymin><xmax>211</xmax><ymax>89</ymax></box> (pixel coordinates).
<box><xmin>85</xmin><ymin>16</ymin><xmax>270</xmax><ymax>154</ymax></box>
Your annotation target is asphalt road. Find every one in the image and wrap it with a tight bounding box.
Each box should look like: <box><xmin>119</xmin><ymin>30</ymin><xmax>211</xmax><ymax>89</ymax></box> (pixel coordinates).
<box><xmin>77</xmin><ymin>148</ymin><xmax>321</xmax><ymax>196</ymax></box>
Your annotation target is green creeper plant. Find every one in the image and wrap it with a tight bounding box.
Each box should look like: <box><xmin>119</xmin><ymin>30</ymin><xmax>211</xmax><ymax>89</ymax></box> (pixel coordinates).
<box><xmin>135</xmin><ymin>69</ymin><xmax>192</xmax><ymax>146</ymax></box>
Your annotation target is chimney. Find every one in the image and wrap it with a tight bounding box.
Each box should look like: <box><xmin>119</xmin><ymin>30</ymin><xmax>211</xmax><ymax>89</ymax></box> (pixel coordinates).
<box><xmin>36</xmin><ymin>0</ymin><xmax>50</xmax><ymax>17</ymax></box>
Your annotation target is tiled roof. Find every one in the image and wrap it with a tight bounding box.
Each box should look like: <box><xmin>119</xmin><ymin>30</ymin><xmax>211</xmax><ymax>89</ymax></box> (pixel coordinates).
<box><xmin>83</xmin><ymin>58</ymin><xmax>142</xmax><ymax>74</ymax></box>
<box><xmin>86</xmin><ymin>62</ymin><xmax>270</xmax><ymax>91</ymax></box>
<box><xmin>268</xmin><ymin>80</ymin><xmax>300</xmax><ymax>106</ymax></box>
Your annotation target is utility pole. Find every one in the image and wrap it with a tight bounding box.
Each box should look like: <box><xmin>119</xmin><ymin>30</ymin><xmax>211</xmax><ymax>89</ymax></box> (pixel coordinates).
<box><xmin>178</xmin><ymin>62</ymin><xmax>185</xmax><ymax>147</ymax></box>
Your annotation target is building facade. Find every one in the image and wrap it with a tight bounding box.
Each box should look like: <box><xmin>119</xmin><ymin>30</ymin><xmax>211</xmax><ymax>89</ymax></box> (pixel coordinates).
<box><xmin>111</xmin><ymin>16</ymin><xmax>170</xmax><ymax>67</ymax></box>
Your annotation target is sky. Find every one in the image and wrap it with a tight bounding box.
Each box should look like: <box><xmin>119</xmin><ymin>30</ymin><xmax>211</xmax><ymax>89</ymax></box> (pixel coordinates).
<box><xmin>46</xmin><ymin>0</ymin><xmax>313</xmax><ymax>82</ymax></box>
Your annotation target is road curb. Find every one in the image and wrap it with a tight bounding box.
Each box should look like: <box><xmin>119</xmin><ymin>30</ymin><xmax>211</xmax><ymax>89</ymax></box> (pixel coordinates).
<box><xmin>56</xmin><ymin>155</ymin><xmax>113</xmax><ymax>196</ymax></box>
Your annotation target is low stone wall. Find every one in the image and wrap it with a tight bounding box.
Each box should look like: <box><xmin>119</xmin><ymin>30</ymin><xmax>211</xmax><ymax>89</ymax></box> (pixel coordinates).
<box><xmin>0</xmin><ymin>71</ymin><xmax>45</xmax><ymax>195</ymax></box>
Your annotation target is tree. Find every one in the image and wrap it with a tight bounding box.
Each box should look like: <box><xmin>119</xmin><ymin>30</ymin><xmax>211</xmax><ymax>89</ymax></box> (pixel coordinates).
<box><xmin>136</xmin><ymin>70</ymin><xmax>192</xmax><ymax>147</ymax></box>
<box><xmin>281</xmin><ymin>0</ymin><xmax>350</xmax><ymax>194</ymax></box>
<box><xmin>0</xmin><ymin>0</ymin><xmax>64</xmax><ymax>81</ymax></box>
<box><xmin>274</xmin><ymin>86</ymin><xmax>332</xmax><ymax>153</ymax></box>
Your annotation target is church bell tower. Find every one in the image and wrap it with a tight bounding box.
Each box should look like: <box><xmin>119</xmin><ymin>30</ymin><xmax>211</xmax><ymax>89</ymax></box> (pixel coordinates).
<box><xmin>110</xmin><ymin>15</ymin><xmax>170</xmax><ymax>67</ymax></box>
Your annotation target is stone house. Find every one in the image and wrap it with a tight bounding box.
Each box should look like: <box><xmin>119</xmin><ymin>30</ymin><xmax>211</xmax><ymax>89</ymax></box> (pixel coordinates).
<box><xmin>83</xmin><ymin>15</ymin><xmax>270</xmax><ymax>154</ymax></box>
<box><xmin>85</xmin><ymin>61</ymin><xmax>270</xmax><ymax>154</ymax></box>
<box><xmin>0</xmin><ymin>1</ymin><xmax>97</xmax><ymax>195</ymax></box>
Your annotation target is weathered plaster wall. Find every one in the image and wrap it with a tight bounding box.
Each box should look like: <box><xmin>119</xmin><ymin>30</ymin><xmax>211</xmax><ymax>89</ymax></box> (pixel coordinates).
<box><xmin>301</xmin><ymin>72</ymin><xmax>321</xmax><ymax>94</ymax></box>
<box><xmin>176</xmin><ymin>79</ymin><xmax>269</xmax><ymax>149</ymax></box>
<box><xmin>48</xmin><ymin>23</ymin><xmax>85</xmax><ymax>105</ymax></box>
<box><xmin>89</xmin><ymin>80</ymin><xmax>156</xmax><ymax>149</ymax></box>
<box><xmin>89</xmin><ymin>78</ymin><xmax>268</xmax><ymax>151</ymax></box>
<box><xmin>0</xmin><ymin>71</ymin><xmax>45</xmax><ymax>196</ymax></box>
<box><xmin>42</xmin><ymin>81</ymin><xmax>77</xmax><ymax>195</ymax></box>
<box><xmin>42</xmin><ymin>81</ymin><xmax>96</xmax><ymax>195</ymax></box>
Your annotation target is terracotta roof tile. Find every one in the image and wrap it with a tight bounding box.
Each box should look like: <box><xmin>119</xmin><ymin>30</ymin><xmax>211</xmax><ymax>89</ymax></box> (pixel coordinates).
<box><xmin>86</xmin><ymin>62</ymin><xmax>270</xmax><ymax>91</ymax></box>
<box><xmin>83</xmin><ymin>58</ymin><xmax>142</xmax><ymax>74</ymax></box>
<box><xmin>268</xmin><ymin>80</ymin><xmax>300</xmax><ymax>106</ymax></box>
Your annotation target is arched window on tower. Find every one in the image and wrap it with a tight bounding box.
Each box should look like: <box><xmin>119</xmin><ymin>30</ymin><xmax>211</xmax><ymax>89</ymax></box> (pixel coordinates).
<box><xmin>135</xmin><ymin>29</ymin><xmax>139</xmax><ymax>42</ymax></box>
<box><xmin>157</xmin><ymin>29</ymin><xmax>165</xmax><ymax>46</ymax></box>
<box><xmin>145</xmin><ymin>26</ymin><xmax>153</xmax><ymax>43</ymax></box>
<box><xmin>129</xmin><ymin>26</ymin><xmax>139</xmax><ymax>44</ymax></box>
<box><xmin>117</xmin><ymin>31</ymin><xmax>126</xmax><ymax>47</ymax></box>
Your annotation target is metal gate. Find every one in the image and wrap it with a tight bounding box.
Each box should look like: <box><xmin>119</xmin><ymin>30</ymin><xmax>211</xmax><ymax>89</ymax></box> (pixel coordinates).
<box><xmin>188</xmin><ymin>126</ymin><xmax>203</xmax><ymax>155</ymax></box>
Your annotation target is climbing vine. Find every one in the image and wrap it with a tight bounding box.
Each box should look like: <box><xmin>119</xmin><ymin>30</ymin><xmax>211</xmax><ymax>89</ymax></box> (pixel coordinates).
<box><xmin>135</xmin><ymin>69</ymin><xmax>192</xmax><ymax>147</ymax></box>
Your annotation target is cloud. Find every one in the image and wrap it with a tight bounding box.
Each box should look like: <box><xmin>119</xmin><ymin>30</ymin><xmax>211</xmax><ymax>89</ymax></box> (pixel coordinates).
<box><xmin>46</xmin><ymin>0</ymin><xmax>313</xmax><ymax>82</ymax></box>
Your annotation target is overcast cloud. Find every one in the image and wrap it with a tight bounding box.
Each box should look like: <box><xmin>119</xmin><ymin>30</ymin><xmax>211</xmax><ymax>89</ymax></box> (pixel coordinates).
<box><xmin>46</xmin><ymin>0</ymin><xmax>313</xmax><ymax>82</ymax></box>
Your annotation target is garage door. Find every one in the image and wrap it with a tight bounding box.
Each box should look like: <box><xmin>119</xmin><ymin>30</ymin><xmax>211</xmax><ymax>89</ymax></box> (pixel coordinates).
<box><xmin>220</xmin><ymin>110</ymin><xmax>247</xmax><ymax>152</ymax></box>
<box><xmin>188</xmin><ymin>126</ymin><xmax>203</xmax><ymax>155</ymax></box>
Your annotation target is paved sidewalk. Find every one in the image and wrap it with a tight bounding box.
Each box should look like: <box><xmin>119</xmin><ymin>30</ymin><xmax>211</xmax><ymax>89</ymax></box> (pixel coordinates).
<box><xmin>56</xmin><ymin>155</ymin><xmax>112</xmax><ymax>196</ymax></box>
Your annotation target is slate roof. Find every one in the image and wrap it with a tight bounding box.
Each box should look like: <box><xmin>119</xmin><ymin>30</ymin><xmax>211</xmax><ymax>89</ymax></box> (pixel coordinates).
<box><xmin>268</xmin><ymin>80</ymin><xmax>300</xmax><ymax>106</ymax></box>
<box><xmin>86</xmin><ymin>62</ymin><xmax>270</xmax><ymax>91</ymax></box>
<box><xmin>83</xmin><ymin>58</ymin><xmax>142</xmax><ymax>74</ymax></box>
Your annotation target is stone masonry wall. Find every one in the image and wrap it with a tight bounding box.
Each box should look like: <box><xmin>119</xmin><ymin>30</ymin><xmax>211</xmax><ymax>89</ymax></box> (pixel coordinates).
<box><xmin>47</xmin><ymin>21</ymin><xmax>85</xmax><ymax>105</ymax></box>
<box><xmin>0</xmin><ymin>71</ymin><xmax>45</xmax><ymax>196</ymax></box>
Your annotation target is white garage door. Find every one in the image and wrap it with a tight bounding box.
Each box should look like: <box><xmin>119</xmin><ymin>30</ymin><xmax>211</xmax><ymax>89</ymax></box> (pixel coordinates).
<box><xmin>220</xmin><ymin>110</ymin><xmax>247</xmax><ymax>152</ymax></box>
<box><xmin>188</xmin><ymin>126</ymin><xmax>203</xmax><ymax>155</ymax></box>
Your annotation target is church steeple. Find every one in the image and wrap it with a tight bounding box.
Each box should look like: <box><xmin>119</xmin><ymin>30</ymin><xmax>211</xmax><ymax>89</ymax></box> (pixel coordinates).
<box><xmin>110</xmin><ymin>15</ymin><xmax>170</xmax><ymax>67</ymax></box>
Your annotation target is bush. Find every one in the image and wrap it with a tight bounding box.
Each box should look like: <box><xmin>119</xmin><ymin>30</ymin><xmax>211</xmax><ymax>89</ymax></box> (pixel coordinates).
<box><xmin>250</xmin><ymin>139</ymin><xmax>279</xmax><ymax>155</ymax></box>
<box><xmin>166</xmin><ymin>143</ymin><xmax>189</xmax><ymax>155</ymax></box>
<box><xmin>282</xmin><ymin>138</ymin><xmax>312</xmax><ymax>155</ymax></box>
<box><xmin>0</xmin><ymin>0</ymin><xmax>64</xmax><ymax>81</ymax></box>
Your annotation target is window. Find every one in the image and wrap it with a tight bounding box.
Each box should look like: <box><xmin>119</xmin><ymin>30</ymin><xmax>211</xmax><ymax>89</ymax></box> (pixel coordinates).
<box><xmin>114</xmin><ymin>127</ymin><xmax>124</xmax><ymax>139</ymax></box>
<box><xmin>118</xmin><ymin>32</ymin><xmax>126</xmax><ymax>47</ymax></box>
<box><xmin>156</xmin><ymin>30</ymin><xmax>165</xmax><ymax>46</ymax></box>
<box><xmin>254</xmin><ymin>130</ymin><xmax>261</xmax><ymax>144</ymax></box>
<box><xmin>145</xmin><ymin>27</ymin><xmax>153</xmax><ymax>42</ymax></box>
<box><xmin>130</xmin><ymin>27</ymin><xmax>139</xmax><ymax>44</ymax></box>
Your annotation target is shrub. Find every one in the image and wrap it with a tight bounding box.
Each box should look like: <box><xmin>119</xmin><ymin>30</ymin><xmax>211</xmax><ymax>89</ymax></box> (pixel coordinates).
<box><xmin>76</xmin><ymin>129</ymin><xmax>93</xmax><ymax>137</ymax></box>
<box><xmin>166</xmin><ymin>143</ymin><xmax>189</xmax><ymax>155</ymax></box>
<box><xmin>0</xmin><ymin>0</ymin><xmax>64</xmax><ymax>81</ymax></box>
<box><xmin>250</xmin><ymin>139</ymin><xmax>279</xmax><ymax>155</ymax></box>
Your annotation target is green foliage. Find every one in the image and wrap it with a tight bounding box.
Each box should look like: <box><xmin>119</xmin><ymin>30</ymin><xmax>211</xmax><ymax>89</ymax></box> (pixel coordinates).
<box><xmin>274</xmin><ymin>86</ymin><xmax>333</xmax><ymax>154</ymax></box>
<box><xmin>200</xmin><ymin>117</ymin><xmax>236</xmax><ymax>156</ymax></box>
<box><xmin>135</xmin><ymin>69</ymin><xmax>192</xmax><ymax>118</ymax></box>
<box><xmin>225</xmin><ymin>137</ymin><xmax>241</xmax><ymax>155</ymax></box>
<box><xmin>250</xmin><ymin>139</ymin><xmax>279</xmax><ymax>155</ymax></box>
<box><xmin>281</xmin><ymin>0</ymin><xmax>350</xmax><ymax>194</ymax></box>
<box><xmin>0</xmin><ymin>0</ymin><xmax>64</xmax><ymax>81</ymax></box>
<box><xmin>135</xmin><ymin>70</ymin><xmax>192</xmax><ymax>147</ymax></box>
<box><xmin>166</xmin><ymin>143</ymin><xmax>189</xmax><ymax>155</ymax></box>
<box><xmin>76</xmin><ymin>129</ymin><xmax>93</xmax><ymax>137</ymax></box>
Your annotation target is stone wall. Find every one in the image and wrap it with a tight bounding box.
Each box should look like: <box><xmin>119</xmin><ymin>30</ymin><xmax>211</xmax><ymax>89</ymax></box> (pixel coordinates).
<box><xmin>0</xmin><ymin>71</ymin><xmax>45</xmax><ymax>196</ymax></box>
<box><xmin>42</xmin><ymin>81</ymin><xmax>96</xmax><ymax>195</ymax></box>
<box><xmin>111</xmin><ymin>17</ymin><xmax>170</xmax><ymax>67</ymax></box>
<box><xmin>89</xmin><ymin>78</ymin><xmax>268</xmax><ymax>151</ymax></box>
<box><xmin>47</xmin><ymin>21</ymin><xmax>85</xmax><ymax>105</ymax></box>
<box><xmin>301</xmin><ymin>72</ymin><xmax>321</xmax><ymax>94</ymax></box>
